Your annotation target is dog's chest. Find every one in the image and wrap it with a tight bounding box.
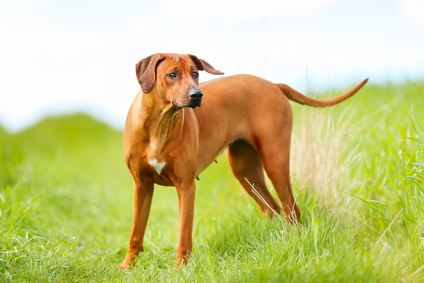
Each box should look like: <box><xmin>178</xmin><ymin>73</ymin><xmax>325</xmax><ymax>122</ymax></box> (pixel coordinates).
<box><xmin>144</xmin><ymin>138</ymin><xmax>172</xmax><ymax>177</ymax></box>
<box><xmin>144</xmin><ymin>150</ymin><xmax>173</xmax><ymax>186</ymax></box>
<box><xmin>140</xmin><ymin>115</ymin><xmax>198</xmax><ymax>183</ymax></box>
<box><xmin>147</xmin><ymin>158</ymin><xmax>166</xmax><ymax>175</ymax></box>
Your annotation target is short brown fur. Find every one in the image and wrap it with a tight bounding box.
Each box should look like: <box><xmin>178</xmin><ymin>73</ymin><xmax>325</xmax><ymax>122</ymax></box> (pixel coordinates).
<box><xmin>118</xmin><ymin>53</ymin><xmax>368</xmax><ymax>269</ymax></box>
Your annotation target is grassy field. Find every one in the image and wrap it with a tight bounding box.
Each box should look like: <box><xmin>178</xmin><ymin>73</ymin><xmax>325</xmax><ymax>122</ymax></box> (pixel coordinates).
<box><xmin>1</xmin><ymin>80</ymin><xmax>424</xmax><ymax>282</ymax></box>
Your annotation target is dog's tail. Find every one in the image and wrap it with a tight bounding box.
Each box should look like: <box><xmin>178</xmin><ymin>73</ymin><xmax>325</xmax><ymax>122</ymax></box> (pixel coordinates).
<box><xmin>276</xmin><ymin>78</ymin><xmax>368</xmax><ymax>107</ymax></box>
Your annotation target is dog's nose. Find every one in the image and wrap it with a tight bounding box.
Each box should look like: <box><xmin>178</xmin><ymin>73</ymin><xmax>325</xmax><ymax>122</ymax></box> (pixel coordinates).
<box><xmin>189</xmin><ymin>90</ymin><xmax>203</xmax><ymax>100</ymax></box>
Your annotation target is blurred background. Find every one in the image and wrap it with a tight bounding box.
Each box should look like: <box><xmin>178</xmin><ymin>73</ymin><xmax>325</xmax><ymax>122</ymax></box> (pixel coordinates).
<box><xmin>0</xmin><ymin>0</ymin><xmax>423</xmax><ymax>132</ymax></box>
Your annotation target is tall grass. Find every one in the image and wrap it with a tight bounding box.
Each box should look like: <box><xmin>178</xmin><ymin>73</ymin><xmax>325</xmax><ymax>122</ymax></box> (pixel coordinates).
<box><xmin>0</xmin><ymin>80</ymin><xmax>423</xmax><ymax>281</ymax></box>
<box><xmin>290</xmin><ymin>108</ymin><xmax>363</xmax><ymax>204</ymax></box>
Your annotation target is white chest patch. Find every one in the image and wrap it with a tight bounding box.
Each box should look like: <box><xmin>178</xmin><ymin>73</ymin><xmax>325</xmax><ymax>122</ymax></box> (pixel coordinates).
<box><xmin>148</xmin><ymin>159</ymin><xmax>166</xmax><ymax>175</ymax></box>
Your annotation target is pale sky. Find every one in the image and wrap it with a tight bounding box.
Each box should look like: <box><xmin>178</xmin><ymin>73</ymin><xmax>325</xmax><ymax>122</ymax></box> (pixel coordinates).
<box><xmin>0</xmin><ymin>0</ymin><xmax>423</xmax><ymax>131</ymax></box>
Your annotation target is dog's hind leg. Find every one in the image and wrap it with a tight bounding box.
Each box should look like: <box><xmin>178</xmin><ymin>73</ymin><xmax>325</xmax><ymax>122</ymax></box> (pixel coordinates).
<box><xmin>255</xmin><ymin>124</ymin><xmax>301</xmax><ymax>224</ymax></box>
<box><xmin>227</xmin><ymin>140</ymin><xmax>281</xmax><ymax>218</ymax></box>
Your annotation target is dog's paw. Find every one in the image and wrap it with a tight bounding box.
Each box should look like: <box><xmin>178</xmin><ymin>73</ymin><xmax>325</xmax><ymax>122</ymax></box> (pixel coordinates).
<box><xmin>116</xmin><ymin>261</ymin><xmax>133</xmax><ymax>270</ymax></box>
<box><xmin>117</xmin><ymin>264</ymin><xmax>130</xmax><ymax>270</ymax></box>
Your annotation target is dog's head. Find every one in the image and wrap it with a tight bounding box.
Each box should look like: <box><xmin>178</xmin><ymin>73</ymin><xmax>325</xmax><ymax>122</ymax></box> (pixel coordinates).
<box><xmin>135</xmin><ymin>53</ymin><xmax>224</xmax><ymax>109</ymax></box>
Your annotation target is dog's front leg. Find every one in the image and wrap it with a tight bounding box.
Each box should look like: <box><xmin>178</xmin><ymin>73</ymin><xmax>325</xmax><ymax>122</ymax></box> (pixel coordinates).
<box><xmin>119</xmin><ymin>179</ymin><xmax>154</xmax><ymax>269</ymax></box>
<box><xmin>175</xmin><ymin>180</ymin><xmax>196</xmax><ymax>269</ymax></box>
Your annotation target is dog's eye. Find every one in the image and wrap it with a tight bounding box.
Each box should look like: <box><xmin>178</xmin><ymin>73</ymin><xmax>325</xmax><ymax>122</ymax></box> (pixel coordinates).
<box><xmin>168</xmin><ymin>72</ymin><xmax>178</xmax><ymax>79</ymax></box>
<box><xmin>192</xmin><ymin>72</ymin><xmax>199</xmax><ymax>79</ymax></box>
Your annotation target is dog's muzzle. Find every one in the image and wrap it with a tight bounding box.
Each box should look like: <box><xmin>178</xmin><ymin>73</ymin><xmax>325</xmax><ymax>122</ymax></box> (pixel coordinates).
<box><xmin>172</xmin><ymin>89</ymin><xmax>203</xmax><ymax>109</ymax></box>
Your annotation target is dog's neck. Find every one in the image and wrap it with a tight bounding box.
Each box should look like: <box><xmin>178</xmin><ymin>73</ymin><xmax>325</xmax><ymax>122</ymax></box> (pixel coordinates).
<box><xmin>141</xmin><ymin>92</ymin><xmax>185</xmax><ymax>155</ymax></box>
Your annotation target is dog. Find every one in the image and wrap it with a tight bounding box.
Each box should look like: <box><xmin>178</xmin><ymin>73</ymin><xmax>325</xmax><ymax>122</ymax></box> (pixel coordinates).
<box><xmin>118</xmin><ymin>53</ymin><xmax>367</xmax><ymax>269</ymax></box>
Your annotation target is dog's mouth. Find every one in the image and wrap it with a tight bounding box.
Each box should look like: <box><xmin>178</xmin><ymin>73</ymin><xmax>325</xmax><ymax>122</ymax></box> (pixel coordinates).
<box><xmin>172</xmin><ymin>102</ymin><xmax>183</xmax><ymax>109</ymax></box>
<box><xmin>172</xmin><ymin>99</ymin><xmax>202</xmax><ymax>109</ymax></box>
<box><xmin>187</xmin><ymin>98</ymin><xmax>202</xmax><ymax>108</ymax></box>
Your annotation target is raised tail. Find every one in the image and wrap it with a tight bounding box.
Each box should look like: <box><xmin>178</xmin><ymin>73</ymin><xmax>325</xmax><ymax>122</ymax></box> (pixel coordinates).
<box><xmin>276</xmin><ymin>78</ymin><xmax>368</xmax><ymax>107</ymax></box>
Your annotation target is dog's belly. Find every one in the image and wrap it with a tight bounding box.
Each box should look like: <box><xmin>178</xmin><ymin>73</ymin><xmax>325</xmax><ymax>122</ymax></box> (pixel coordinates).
<box><xmin>195</xmin><ymin>124</ymin><xmax>249</xmax><ymax>178</ymax></box>
<box><xmin>195</xmin><ymin>143</ymin><xmax>229</xmax><ymax>177</ymax></box>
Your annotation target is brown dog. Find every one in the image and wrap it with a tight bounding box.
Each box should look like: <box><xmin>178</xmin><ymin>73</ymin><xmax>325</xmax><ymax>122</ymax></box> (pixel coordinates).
<box><xmin>118</xmin><ymin>53</ymin><xmax>367</xmax><ymax>269</ymax></box>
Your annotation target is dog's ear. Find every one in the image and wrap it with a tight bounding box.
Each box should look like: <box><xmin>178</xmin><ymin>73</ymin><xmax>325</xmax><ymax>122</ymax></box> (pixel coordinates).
<box><xmin>189</xmin><ymin>55</ymin><xmax>224</xmax><ymax>75</ymax></box>
<box><xmin>135</xmin><ymin>54</ymin><xmax>165</xmax><ymax>94</ymax></box>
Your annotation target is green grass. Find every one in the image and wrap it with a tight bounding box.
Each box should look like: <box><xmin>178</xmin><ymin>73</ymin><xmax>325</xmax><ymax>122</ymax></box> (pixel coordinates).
<box><xmin>1</xmin><ymin>80</ymin><xmax>424</xmax><ymax>282</ymax></box>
